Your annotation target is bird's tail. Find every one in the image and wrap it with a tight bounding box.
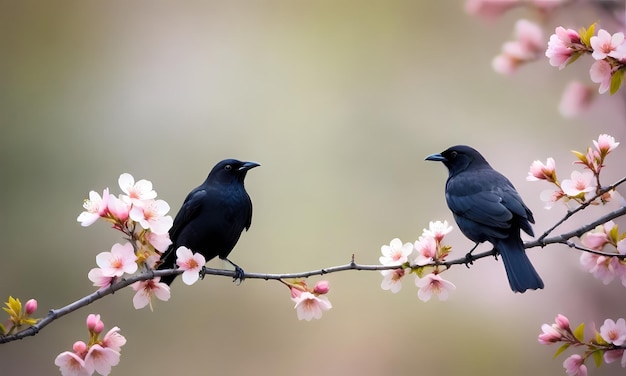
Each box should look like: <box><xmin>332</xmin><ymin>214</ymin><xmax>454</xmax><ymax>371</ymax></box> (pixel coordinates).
<box><xmin>494</xmin><ymin>235</ymin><xmax>544</xmax><ymax>293</ymax></box>
<box><xmin>157</xmin><ymin>245</ymin><xmax>178</xmax><ymax>286</ymax></box>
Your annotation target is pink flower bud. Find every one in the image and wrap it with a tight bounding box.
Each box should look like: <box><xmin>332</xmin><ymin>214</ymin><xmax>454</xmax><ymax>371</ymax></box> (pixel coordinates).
<box><xmin>86</xmin><ymin>314</ymin><xmax>103</xmax><ymax>333</ymax></box>
<box><xmin>24</xmin><ymin>299</ymin><xmax>37</xmax><ymax>315</ymax></box>
<box><xmin>555</xmin><ymin>314</ymin><xmax>570</xmax><ymax>330</ymax></box>
<box><xmin>72</xmin><ymin>341</ymin><xmax>88</xmax><ymax>357</ymax></box>
<box><xmin>290</xmin><ymin>287</ymin><xmax>302</xmax><ymax>299</ymax></box>
<box><xmin>313</xmin><ymin>280</ymin><xmax>330</xmax><ymax>295</ymax></box>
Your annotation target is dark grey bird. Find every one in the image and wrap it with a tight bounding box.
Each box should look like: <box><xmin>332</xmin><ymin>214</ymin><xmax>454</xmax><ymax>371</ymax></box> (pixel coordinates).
<box><xmin>425</xmin><ymin>145</ymin><xmax>544</xmax><ymax>293</ymax></box>
<box><xmin>158</xmin><ymin>159</ymin><xmax>260</xmax><ymax>285</ymax></box>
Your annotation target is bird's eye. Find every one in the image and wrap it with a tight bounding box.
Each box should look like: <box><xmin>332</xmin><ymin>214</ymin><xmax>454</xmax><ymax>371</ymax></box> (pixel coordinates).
<box><xmin>450</xmin><ymin>151</ymin><xmax>458</xmax><ymax>159</ymax></box>
<box><xmin>224</xmin><ymin>164</ymin><xmax>232</xmax><ymax>171</ymax></box>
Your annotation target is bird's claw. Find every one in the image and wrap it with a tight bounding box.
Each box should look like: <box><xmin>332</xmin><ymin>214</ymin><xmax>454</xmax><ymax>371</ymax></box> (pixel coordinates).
<box><xmin>200</xmin><ymin>266</ymin><xmax>207</xmax><ymax>280</ymax></box>
<box><xmin>232</xmin><ymin>265</ymin><xmax>245</xmax><ymax>285</ymax></box>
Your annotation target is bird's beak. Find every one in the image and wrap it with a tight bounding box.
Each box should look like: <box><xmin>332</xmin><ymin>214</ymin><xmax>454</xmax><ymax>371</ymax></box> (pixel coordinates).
<box><xmin>239</xmin><ymin>161</ymin><xmax>261</xmax><ymax>171</ymax></box>
<box><xmin>425</xmin><ymin>153</ymin><xmax>446</xmax><ymax>162</ymax></box>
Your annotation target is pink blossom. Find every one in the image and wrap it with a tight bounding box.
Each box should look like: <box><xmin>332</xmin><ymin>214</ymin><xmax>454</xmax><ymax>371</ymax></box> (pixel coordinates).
<box><xmin>514</xmin><ymin>19</ymin><xmax>544</xmax><ymax>55</ymax></box>
<box><xmin>423</xmin><ymin>220</ymin><xmax>453</xmax><ymax>242</ymax></box>
<box><xmin>24</xmin><ymin>299</ymin><xmax>37</xmax><ymax>315</ymax></box>
<box><xmin>415</xmin><ymin>273</ymin><xmax>456</xmax><ymax>302</ymax></box>
<box><xmin>131</xmin><ymin>277</ymin><xmax>171</xmax><ymax>310</ymax></box>
<box><xmin>88</xmin><ymin>267</ymin><xmax>115</xmax><ymax>290</ymax></box>
<box><xmin>118</xmin><ymin>173</ymin><xmax>157</xmax><ymax>203</ymax></box>
<box><xmin>618</xmin><ymin>238</ymin><xmax>626</xmax><ymax>255</ymax></box>
<box><xmin>292</xmin><ymin>291</ymin><xmax>332</xmax><ymax>321</ymax></box>
<box><xmin>600</xmin><ymin>318</ymin><xmax>626</xmax><ymax>345</ymax></box>
<box><xmin>555</xmin><ymin>314</ymin><xmax>571</xmax><ymax>330</ymax></box>
<box><xmin>527</xmin><ymin>158</ymin><xmax>556</xmax><ymax>182</ymax></box>
<box><xmin>77</xmin><ymin>188</ymin><xmax>110</xmax><ymax>227</ymax></box>
<box><xmin>603</xmin><ymin>349</ymin><xmax>626</xmax><ymax>366</ymax></box>
<box><xmin>540</xmin><ymin>188</ymin><xmax>566</xmax><ymax>209</ymax></box>
<box><xmin>106</xmin><ymin>194</ymin><xmax>131</xmax><ymax>222</ymax></box>
<box><xmin>102</xmin><ymin>326</ymin><xmax>126</xmax><ymax>352</ymax></box>
<box><xmin>380</xmin><ymin>268</ymin><xmax>407</xmax><ymax>293</ymax></box>
<box><xmin>145</xmin><ymin>231</ymin><xmax>172</xmax><ymax>253</ymax></box>
<box><xmin>538</xmin><ymin>323</ymin><xmax>563</xmax><ymax>344</ymax></box>
<box><xmin>379</xmin><ymin>238</ymin><xmax>413</xmax><ymax>266</ymax></box>
<box><xmin>313</xmin><ymin>280</ymin><xmax>330</xmax><ymax>295</ymax></box>
<box><xmin>413</xmin><ymin>236</ymin><xmax>437</xmax><ymax>265</ymax></box>
<box><xmin>55</xmin><ymin>351</ymin><xmax>90</xmax><ymax>376</ymax></box>
<box><xmin>589</xmin><ymin>59</ymin><xmax>614</xmax><ymax>94</ymax></box>
<box><xmin>580</xmin><ymin>252</ymin><xmax>619</xmax><ymax>285</ymax></box>
<box><xmin>129</xmin><ymin>199</ymin><xmax>173</xmax><ymax>235</ymax></box>
<box><xmin>175</xmin><ymin>246</ymin><xmax>206</xmax><ymax>285</ymax></box>
<box><xmin>86</xmin><ymin>313</ymin><xmax>104</xmax><ymax>334</ymax></box>
<box><xmin>546</xmin><ymin>27</ymin><xmax>580</xmax><ymax>69</ymax></box>
<box><xmin>84</xmin><ymin>344</ymin><xmax>120</xmax><ymax>376</ymax></box>
<box><xmin>559</xmin><ymin>81</ymin><xmax>593</xmax><ymax>118</ymax></box>
<box><xmin>590</xmin><ymin>29</ymin><xmax>625</xmax><ymax>60</ymax></box>
<box><xmin>492</xmin><ymin>54</ymin><xmax>518</xmax><ymax>75</ymax></box>
<box><xmin>95</xmin><ymin>242</ymin><xmax>138</xmax><ymax>278</ymax></box>
<box><xmin>561</xmin><ymin>170</ymin><xmax>596</xmax><ymax>199</ymax></box>
<box><xmin>594</xmin><ymin>134</ymin><xmax>619</xmax><ymax>155</ymax></box>
<box><xmin>465</xmin><ymin>0</ymin><xmax>518</xmax><ymax>21</ymax></box>
<box><xmin>581</xmin><ymin>231</ymin><xmax>609</xmax><ymax>251</ymax></box>
<box><xmin>563</xmin><ymin>354</ymin><xmax>587</xmax><ymax>376</ymax></box>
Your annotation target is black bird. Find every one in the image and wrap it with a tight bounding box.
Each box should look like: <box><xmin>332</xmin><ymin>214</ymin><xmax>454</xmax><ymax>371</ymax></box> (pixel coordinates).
<box><xmin>158</xmin><ymin>159</ymin><xmax>260</xmax><ymax>285</ymax></box>
<box><xmin>425</xmin><ymin>145</ymin><xmax>544</xmax><ymax>293</ymax></box>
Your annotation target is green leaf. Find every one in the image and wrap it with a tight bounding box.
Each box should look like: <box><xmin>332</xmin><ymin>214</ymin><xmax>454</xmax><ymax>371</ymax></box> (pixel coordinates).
<box><xmin>574</xmin><ymin>322</ymin><xmax>585</xmax><ymax>342</ymax></box>
<box><xmin>610</xmin><ymin>69</ymin><xmax>624</xmax><ymax>95</ymax></box>
<box><xmin>580</xmin><ymin>22</ymin><xmax>597</xmax><ymax>47</ymax></box>
<box><xmin>591</xmin><ymin>349</ymin><xmax>604</xmax><ymax>368</ymax></box>
<box><xmin>565</xmin><ymin>51</ymin><xmax>584</xmax><ymax>67</ymax></box>
<box><xmin>571</xmin><ymin>150</ymin><xmax>587</xmax><ymax>163</ymax></box>
<box><xmin>553</xmin><ymin>343</ymin><xmax>570</xmax><ymax>358</ymax></box>
<box><xmin>609</xmin><ymin>223</ymin><xmax>620</xmax><ymax>244</ymax></box>
<box><xmin>0</xmin><ymin>322</ymin><xmax>5</xmax><ymax>335</ymax></box>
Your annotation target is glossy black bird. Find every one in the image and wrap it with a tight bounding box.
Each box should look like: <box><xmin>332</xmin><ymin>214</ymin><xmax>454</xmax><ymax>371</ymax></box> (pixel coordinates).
<box><xmin>425</xmin><ymin>145</ymin><xmax>544</xmax><ymax>293</ymax></box>
<box><xmin>158</xmin><ymin>159</ymin><xmax>260</xmax><ymax>285</ymax></box>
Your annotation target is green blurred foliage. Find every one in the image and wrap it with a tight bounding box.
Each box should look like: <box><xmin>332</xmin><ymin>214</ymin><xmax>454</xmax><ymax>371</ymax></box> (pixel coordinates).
<box><xmin>1</xmin><ymin>1</ymin><xmax>625</xmax><ymax>375</ymax></box>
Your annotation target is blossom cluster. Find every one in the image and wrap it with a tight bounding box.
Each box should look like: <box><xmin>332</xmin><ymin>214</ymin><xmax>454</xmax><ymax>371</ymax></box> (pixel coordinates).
<box><xmin>539</xmin><ymin>314</ymin><xmax>626</xmax><ymax>375</ymax></box>
<box><xmin>379</xmin><ymin>221</ymin><xmax>456</xmax><ymax>302</ymax></box>
<box><xmin>526</xmin><ymin>134</ymin><xmax>620</xmax><ymax>209</ymax></box>
<box><xmin>579</xmin><ymin>220</ymin><xmax>626</xmax><ymax>287</ymax></box>
<box><xmin>78</xmin><ymin>173</ymin><xmax>174</xmax><ymax>310</ymax></box>
<box><xmin>284</xmin><ymin>279</ymin><xmax>332</xmax><ymax>321</ymax></box>
<box><xmin>55</xmin><ymin>314</ymin><xmax>126</xmax><ymax>376</ymax></box>
<box><xmin>0</xmin><ymin>296</ymin><xmax>38</xmax><ymax>336</ymax></box>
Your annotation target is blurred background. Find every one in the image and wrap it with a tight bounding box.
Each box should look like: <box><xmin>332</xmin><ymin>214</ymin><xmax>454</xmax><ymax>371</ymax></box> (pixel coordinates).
<box><xmin>2</xmin><ymin>1</ymin><xmax>626</xmax><ymax>375</ymax></box>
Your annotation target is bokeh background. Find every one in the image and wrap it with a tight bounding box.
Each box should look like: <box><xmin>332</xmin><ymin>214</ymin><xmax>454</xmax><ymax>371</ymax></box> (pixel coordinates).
<box><xmin>2</xmin><ymin>1</ymin><xmax>626</xmax><ymax>375</ymax></box>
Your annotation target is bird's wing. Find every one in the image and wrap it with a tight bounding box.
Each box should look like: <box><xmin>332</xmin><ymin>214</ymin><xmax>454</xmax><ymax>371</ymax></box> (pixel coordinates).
<box><xmin>168</xmin><ymin>188</ymin><xmax>207</xmax><ymax>242</ymax></box>
<box><xmin>446</xmin><ymin>189</ymin><xmax>513</xmax><ymax>229</ymax></box>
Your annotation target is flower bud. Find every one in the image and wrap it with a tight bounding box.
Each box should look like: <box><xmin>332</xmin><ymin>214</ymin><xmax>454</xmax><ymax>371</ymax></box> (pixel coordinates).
<box><xmin>72</xmin><ymin>341</ymin><xmax>88</xmax><ymax>357</ymax></box>
<box><xmin>24</xmin><ymin>299</ymin><xmax>37</xmax><ymax>315</ymax></box>
<box><xmin>555</xmin><ymin>314</ymin><xmax>570</xmax><ymax>330</ymax></box>
<box><xmin>313</xmin><ymin>280</ymin><xmax>330</xmax><ymax>295</ymax></box>
<box><xmin>86</xmin><ymin>314</ymin><xmax>103</xmax><ymax>333</ymax></box>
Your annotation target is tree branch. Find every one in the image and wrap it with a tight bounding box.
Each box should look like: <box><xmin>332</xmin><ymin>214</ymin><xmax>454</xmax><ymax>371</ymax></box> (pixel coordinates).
<box><xmin>2</xmin><ymin>198</ymin><xmax>626</xmax><ymax>344</ymax></box>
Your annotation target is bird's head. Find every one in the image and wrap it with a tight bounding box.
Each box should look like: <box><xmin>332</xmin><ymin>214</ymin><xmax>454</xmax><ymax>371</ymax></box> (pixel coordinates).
<box><xmin>425</xmin><ymin>145</ymin><xmax>489</xmax><ymax>175</ymax></box>
<box><xmin>207</xmin><ymin>159</ymin><xmax>261</xmax><ymax>184</ymax></box>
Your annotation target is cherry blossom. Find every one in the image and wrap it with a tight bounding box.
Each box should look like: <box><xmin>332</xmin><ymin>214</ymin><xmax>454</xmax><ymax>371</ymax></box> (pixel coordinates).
<box><xmin>465</xmin><ymin>0</ymin><xmax>518</xmax><ymax>21</ymax></box>
<box><xmin>77</xmin><ymin>189</ymin><xmax>109</xmax><ymax>227</ymax></box>
<box><xmin>55</xmin><ymin>351</ymin><xmax>90</xmax><ymax>376</ymax></box>
<box><xmin>291</xmin><ymin>291</ymin><xmax>332</xmax><ymax>321</ymax></box>
<box><xmin>527</xmin><ymin>158</ymin><xmax>557</xmax><ymax>182</ymax></box>
<box><xmin>175</xmin><ymin>246</ymin><xmax>206</xmax><ymax>285</ymax></box>
<box><xmin>84</xmin><ymin>344</ymin><xmax>120</xmax><ymax>376</ymax></box>
<box><xmin>145</xmin><ymin>231</ymin><xmax>172</xmax><ymax>253</ymax></box>
<box><xmin>415</xmin><ymin>274</ymin><xmax>456</xmax><ymax>302</ymax></box>
<box><xmin>380</xmin><ymin>268</ymin><xmax>407</xmax><ymax>293</ymax></box>
<box><xmin>131</xmin><ymin>277</ymin><xmax>171</xmax><ymax>310</ymax></box>
<box><xmin>600</xmin><ymin>318</ymin><xmax>626</xmax><ymax>346</ymax></box>
<box><xmin>563</xmin><ymin>354</ymin><xmax>587</xmax><ymax>376</ymax></box>
<box><xmin>590</xmin><ymin>29</ymin><xmax>625</xmax><ymax>60</ymax></box>
<box><xmin>422</xmin><ymin>220</ymin><xmax>453</xmax><ymax>242</ymax></box>
<box><xmin>538</xmin><ymin>323</ymin><xmax>563</xmax><ymax>344</ymax></box>
<box><xmin>560</xmin><ymin>170</ymin><xmax>596</xmax><ymax>200</ymax></box>
<box><xmin>379</xmin><ymin>238</ymin><xmax>413</xmax><ymax>266</ymax></box>
<box><xmin>95</xmin><ymin>242</ymin><xmax>138</xmax><ymax>278</ymax></box>
<box><xmin>413</xmin><ymin>236</ymin><xmax>437</xmax><ymax>266</ymax></box>
<box><xmin>594</xmin><ymin>134</ymin><xmax>620</xmax><ymax>155</ymax></box>
<box><xmin>589</xmin><ymin>59</ymin><xmax>614</xmax><ymax>94</ymax></box>
<box><xmin>313</xmin><ymin>280</ymin><xmax>330</xmax><ymax>295</ymax></box>
<box><xmin>87</xmin><ymin>268</ymin><xmax>115</xmax><ymax>290</ymax></box>
<box><xmin>102</xmin><ymin>327</ymin><xmax>126</xmax><ymax>352</ymax></box>
<box><xmin>118</xmin><ymin>173</ymin><xmax>157</xmax><ymax>203</ymax></box>
<box><xmin>129</xmin><ymin>199</ymin><xmax>173</xmax><ymax>235</ymax></box>
<box><xmin>546</xmin><ymin>27</ymin><xmax>581</xmax><ymax>69</ymax></box>
<box><xmin>106</xmin><ymin>194</ymin><xmax>131</xmax><ymax>222</ymax></box>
